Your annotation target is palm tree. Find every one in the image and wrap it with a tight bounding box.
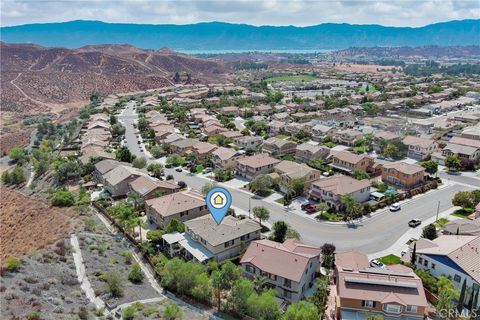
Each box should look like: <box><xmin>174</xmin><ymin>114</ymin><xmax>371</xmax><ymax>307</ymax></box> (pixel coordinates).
<box><xmin>252</xmin><ymin>275</ymin><xmax>266</xmax><ymax>293</ymax></box>
<box><xmin>127</xmin><ymin>191</ymin><xmax>144</xmax><ymax>211</ymax></box>
<box><xmin>340</xmin><ymin>194</ymin><xmax>362</xmax><ymax>221</ymax></box>
<box><xmin>252</xmin><ymin>206</ymin><xmax>270</xmax><ymax>226</ymax></box>
<box><xmin>317</xmin><ymin>202</ymin><xmax>329</xmax><ymax>215</ymax></box>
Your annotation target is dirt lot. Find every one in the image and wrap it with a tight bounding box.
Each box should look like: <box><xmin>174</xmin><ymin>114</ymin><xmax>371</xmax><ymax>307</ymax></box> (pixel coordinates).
<box><xmin>0</xmin><ymin>240</ymin><xmax>95</xmax><ymax>319</ymax></box>
<box><xmin>0</xmin><ymin>186</ymin><xmax>81</xmax><ymax>260</ymax></box>
<box><xmin>78</xmin><ymin>230</ymin><xmax>159</xmax><ymax>308</ymax></box>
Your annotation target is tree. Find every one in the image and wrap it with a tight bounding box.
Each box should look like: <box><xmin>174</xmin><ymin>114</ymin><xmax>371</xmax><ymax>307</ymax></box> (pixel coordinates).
<box><xmin>352</xmin><ymin>169</ymin><xmax>369</xmax><ymax>180</ymax></box>
<box><xmin>132</xmin><ymin>156</ymin><xmax>147</xmax><ymax>169</ymax></box>
<box><xmin>150</xmin><ymin>145</ymin><xmax>163</xmax><ymax>158</ymax></box>
<box><xmin>55</xmin><ymin>160</ymin><xmax>82</xmax><ymax>182</ymax></box>
<box><xmin>452</xmin><ymin>191</ymin><xmax>475</xmax><ymax>209</ymax></box>
<box><xmin>111</xmin><ymin>123</ymin><xmax>126</xmax><ymax>137</ymax></box>
<box><xmin>9</xmin><ymin>147</ymin><xmax>27</xmax><ymax>164</ymax></box>
<box><xmin>282</xmin><ymin>301</ymin><xmax>319</xmax><ymax>320</ymax></box>
<box><xmin>249</xmin><ymin>174</ymin><xmax>273</xmax><ymax>196</ymax></box>
<box><xmin>307</xmin><ymin>277</ymin><xmax>329</xmax><ymax>314</ymax></box>
<box><xmin>137</xmin><ymin>117</ymin><xmax>148</xmax><ymax>131</ymax></box>
<box><xmin>211</xmin><ymin>270</ymin><xmax>224</xmax><ymax>311</ymax></box>
<box><xmin>420</xmin><ymin>160</ymin><xmax>438</xmax><ymax>175</ymax></box>
<box><xmin>122</xmin><ymin>306</ymin><xmax>136</xmax><ymax>320</ymax></box>
<box><xmin>104</xmin><ymin>270</ymin><xmax>124</xmax><ymax>297</ymax></box>
<box><xmin>445</xmin><ymin>154</ymin><xmax>461</xmax><ymax>171</ymax></box>
<box><xmin>231</xmin><ymin>278</ymin><xmax>255</xmax><ymax>315</ymax></box>
<box><xmin>164</xmin><ymin>219</ymin><xmax>185</xmax><ymax>233</ymax></box>
<box><xmin>128</xmin><ymin>263</ymin><xmax>145</xmax><ymax>283</ymax></box>
<box><xmin>201</xmin><ymin>182</ymin><xmax>216</xmax><ymax>196</ymax></box>
<box><xmin>191</xmin><ymin>273</ymin><xmax>213</xmax><ymax>303</ymax></box>
<box><xmin>163</xmin><ymin>302</ymin><xmax>183</xmax><ymax>320</ymax></box>
<box><xmin>1</xmin><ymin>171</ymin><xmax>11</xmax><ymax>185</ymax></box>
<box><xmin>437</xmin><ymin>277</ymin><xmax>459</xmax><ymax>320</ymax></box>
<box><xmin>421</xmin><ymin>224</ymin><xmax>438</xmax><ymax>240</ymax></box>
<box><xmin>383</xmin><ymin>143</ymin><xmax>400</xmax><ymax>159</ymax></box>
<box><xmin>288</xmin><ymin>178</ymin><xmax>306</xmax><ymax>196</ymax></box>
<box><xmin>4</xmin><ymin>257</ymin><xmax>22</xmax><ymax>271</ymax></box>
<box><xmin>246</xmin><ymin>289</ymin><xmax>281</xmax><ymax>320</ymax></box>
<box><xmin>317</xmin><ymin>203</ymin><xmax>329</xmax><ymax>215</ymax></box>
<box><xmin>253</xmin><ymin>206</ymin><xmax>270</xmax><ymax>226</ymax></box>
<box><xmin>340</xmin><ymin>194</ymin><xmax>363</xmax><ymax>220</ymax></box>
<box><xmin>166</xmin><ymin>154</ymin><xmax>183</xmax><ymax>166</ymax></box>
<box><xmin>146</xmin><ymin>229</ymin><xmax>164</xmax><ymax>245</ymax></box>
<box><xmin>10</xmin><ymin>166</ymin><xmax>26</xmax><ymax>185</ymax></box>
<box><xmin>147</xmin><ymin>163</ymin><xmax>164</xmax><ymax>178</ymax></box>
<box><xmin>271</xmin><ymin>221</ymin><xmax>288</xmax><ymax>243</ymax></box>
<box><xmin>116</xmin><ymin>146</ymin><xmax>134</xmax><ymax>163</ymax></box>
<box><xmin>51</xmin><ymin>189</ymin><xmax>75</xmax><ymax>207</ymax></box>
<box><xmin>458</xmin><ymin>279</ymin><xmax>467</xmax><ymax>312</ymax></box>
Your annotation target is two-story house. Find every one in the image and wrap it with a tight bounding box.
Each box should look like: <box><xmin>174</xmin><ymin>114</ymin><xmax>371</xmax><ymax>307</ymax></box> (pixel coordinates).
<box><xmin>232</xmin><ymin>135</ymin><xmax>264</xmax><ymax>150</ymax></box>
<box><xmin>145</xmin><ymin>191</ymin><xmax>208</xmax><ymax>228</ymax></box>
<box><xmin>103</xmin><ymin>165</ymin><xmax>148</xmax><ymax>198</ymax></box>
<box><xmin>236</xmin><ymin>154</ymin><xmax>281</xmax><ymax>180</ymax></box>
<box><xmin>263</xmin><ymin>137</ymin><xmax>298</xmax><ymax>156</ymax></box>
<box><xmin>310</xmin><ymin>175</ymin><xmax>371</xmax><ymax>210</ymax></box>
<box><xmin>330</xmin><ymin>151</ymin><xmax>374</xmax><ymax>174</ymax></box>
<box><xmin>295</xmin><ymin>143</ymin><xmax>330</xmax><ymax>162</ymax></box>
<box><xmin>273</xmin><ymin>160</ymin><xmax>321</xmax><ymax>193</ymax></box>
<box><xmin>128</xmin><ymin>175</ymin><xmax>180</xmax><ymax>200</ymax></box>
<box><xmin>335</xmin><ymin>251</ymin><xmax>428</xmax><ymax>320</ymax></box>
<box><xmin>332</xmin><ymin>129</ymin><xmax>363</xmax><ymax>146</ymax></box>
<box><xmin>162</xmin><ymin>215</ymin><xmax>261</xmax><ymax>263</ymax></box>
<box><xmin>381</xmin><ymin>162</ymin><xmax>426</xmax><ymax>190</ymax></box>
<box><xmin>406</xmin><ymin>235</ymin><xmax>480</xmax><ymax>309</ymax></box>
<box><xmin>240</xmin><ymin>239</ymin><xmax>321</xmax><ymax>302</ymax></box>
<box><xmin>211</xmin><ymin>147</ymin><xmax>244</xmax><ymax>170</ymax></box>
<box><xmin>402</xmin><ymin>136</ymin><xmax>439</xmax><ymax>160</ymax></box>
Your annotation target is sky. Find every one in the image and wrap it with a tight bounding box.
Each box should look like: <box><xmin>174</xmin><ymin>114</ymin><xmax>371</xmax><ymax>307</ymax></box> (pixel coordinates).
<box><xmin>1</xmin><ymin>0</ymin><xmax>479</xmax><ymax>27</ymax></box>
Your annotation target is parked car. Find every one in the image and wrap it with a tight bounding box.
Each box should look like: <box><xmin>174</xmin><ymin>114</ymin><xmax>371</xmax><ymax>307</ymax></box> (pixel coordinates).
<box><xmin>305</xmin><ymin>206</ymin><xmax>317</xmax><ymax>214</ymax></box>
<box><xmin>302</xmin><ymin>204</ymin><xmax>316</xmax><ymax>211</ymax></box>
<box><xmin>370</xmin><ymin>259</ymin><xmax>386</xmax><ymax>269</ymax></box>
<box><xmin>165</xmin><ymin>164</ymin><xmax>172</xmax><ymax>168</ymax></box>
<box><xmin>137</xmin><ymin>141</ymin><xmax>141</xmax><ymax>144</ymax></box>
<box><xmin>301</xmin><ymin>203</ymin><xmax>312</xmax><ymax>210</ymax></box>
<box><xmin>175</xmin><ymin>167</ymin><xmax>183</xmax><ymax>172</ymax></box>
<box><xmin>202</xmin><ymin>167</ymin><xmax>213</xmax><ymax>174</ymax></box>
<box><xmin>389</xmin><ymin>203</ymin><xmax>401</xmax><ymax>211</ymax></box>
<box><xmin>408</xmin><ymin>219</ymin><xmax>421</xmax><ymax>227</ymax></box>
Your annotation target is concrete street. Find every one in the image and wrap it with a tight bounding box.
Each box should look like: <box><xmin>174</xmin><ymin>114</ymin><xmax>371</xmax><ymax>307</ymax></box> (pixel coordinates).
<box><xmin>118</xmin><ymin>102</ymin><xmax>477</xmax><ymax>254</ymax></box>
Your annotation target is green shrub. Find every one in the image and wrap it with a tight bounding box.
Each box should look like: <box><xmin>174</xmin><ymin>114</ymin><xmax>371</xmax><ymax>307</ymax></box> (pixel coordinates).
<box><xmin>51</xmin><ymin>189</ymin><xmax>75</xmax><ymax>207</ymax></box>
<box><xmin>128</xmin><ymin>263</ymin><xmax>145</xmax><ymax>283</ymax></box>
<box><xmin>4</xmin><ymin>257</ymin><xmax>22</xmax><ymax>271</ymax></box>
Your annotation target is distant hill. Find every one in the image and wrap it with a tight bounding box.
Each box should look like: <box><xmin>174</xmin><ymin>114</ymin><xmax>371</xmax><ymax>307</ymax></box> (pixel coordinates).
<box><xmin>0</xmin><ymin>42</ymin><xmax>229</xmax><ymax>117</ymax></box>
<box><xmin>1</xmin><ymin>20</ymin><xmax>479</xmax><ymax>50</ymax></box>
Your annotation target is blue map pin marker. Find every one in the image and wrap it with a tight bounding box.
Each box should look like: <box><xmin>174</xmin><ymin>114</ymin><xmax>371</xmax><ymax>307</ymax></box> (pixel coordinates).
<box><xmin>205</xmin><ymin>187</ymin><xmax>232</xmax><ymax>225</ymax></box>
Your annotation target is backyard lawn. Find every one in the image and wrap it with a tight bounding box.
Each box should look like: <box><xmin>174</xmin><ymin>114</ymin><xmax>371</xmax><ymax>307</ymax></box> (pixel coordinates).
<box><xmin>378</xmin><ymin>254</ymin><xmax>401</xmax><ymax>265</ymax></box>
<box><xmin>451</xmin><ymin>208</ymin><xmax>474</xmax><ymax>218</ymax></box>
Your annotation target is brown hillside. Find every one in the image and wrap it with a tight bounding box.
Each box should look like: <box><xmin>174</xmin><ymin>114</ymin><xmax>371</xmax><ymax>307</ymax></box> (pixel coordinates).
<box><xmin>0</xmin><ymin>187</ymin><xmax>79</xmax><ymax>260</ymax></box>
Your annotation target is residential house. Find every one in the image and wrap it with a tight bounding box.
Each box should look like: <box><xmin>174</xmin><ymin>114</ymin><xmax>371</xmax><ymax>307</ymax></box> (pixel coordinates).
<box><xmin>274</xmin><ymin>160</ymin><xmax>321</xmax><ymax>193</ymax></box>
<box><xmin>192</xmin><ymin>142</ymin><xmax>218</xmax><ymax>159</ymax></box>
<box><xmin>255</xmin><ymin>104</ymin><xmax>274</xmax><ymax>115</ymax></box>
<box><xmin>373</xmin><ymin>131</ymin><xmax>401</xmax><ymax>152</ymax></box>
<box><xmin>236</xmin><ymin>154</ymin><xmax>281</xmax><ymax>180</ymax></box>
<box><xmin>93</xmin><ymin>159</ymin><xmax>126</xmax><ymax>183</ymax></box>
<box><xmin>79</xmin><ymin>146</ymin><xmax>114</xmax><ymax>165</ymax></box>
<box><xmin>381</xmin><ymin>162</ymin><xmax>425</xmax><ymax>190</ymax></box>
<box><xmin>311</xmin><ymin>124</ymin><xmax>334</xmax><ymax>142</ymax></box>
<box><xmin>170</xmin><ymin>138</ymin><xmax>200</xmax><ymax>155</ymax></box>
<box><xmin>240</xmin><ymin>239</ymin><xmax>321</xmax><ymax>302</ymax></box>
<box><xmin>220</xmin><ymin>106</ymin><xmax>240</xmax><ymax>116</ymax></box>
<box><xmin>407</xmin><ymin>235</ymin><xmax>480</xmax><ymax>309</ymax></box>
<box><xmin>212</xmin><ymin>147</ymin><xmax>244</xmax><ymax>170</ymax></box>
<box><xmin>263</xmin><ymin>137</ymin><xmax>297</xmax><ymax>156</ymax></box>
<box><xmin>441</xmin><ymin>143</ymin><xmax>480</xmax><ymax>166</ymax></box>
<box><xmin>218</xmin><ymin>130</ymin><xmax>243</xmax><ymax>140</ymax></box>
<box><xmin>103</xmin><ymin>165</ymin><xmax>148</xmax><ymax>198</ymax></box>
<box><xmin>335</xmin><ymin>251</ymin><xmax>428</xmax><ymax>320</ymax></box>
<box><xmin>203</xmin><ymin>124</ymin><xmax>227</xmax><ymax>136</ymax></box>
<box><xmin>330</xmin><ymin>151</ymin><xmax>374</xmax><ymax>174</ymax></box>
<box><xmin>128</xmin><ymin>175</ymin><xmax>180</xmax><ymax>200</ymax></box>
<box><xmin>145</xmin><ymin>191</ymin><xmax>208</xmax><ymax>228</ymax></box>
<box><xmin>267</xmin><ymin>120</ymin><xmax>285</xmax><ymax>136</ymax></box>
<box><xmin>162</xmin><ymin>215</ymin><xmax>261</xmax><ymax>263</ymax></box>
<box><xmin>310</xmin><ymin>175</ymin><xmax>371</xmax><ymax>210</ymax></box>
<box><xmin>332</xmin><ymin>129</ymin><xmax>363</xmax><ymax>146</ymax></box>
<box><xmin>461</xmin><ymin>126</ymin><xmax>480</xmax><ymax>141</ymax></box>
<box><xmin>295</xmin><ymin>143</ymin><xmax>330</xmax><ymax>162</ymax></box>
<box><xmin>402</xmin><ymin>136</ymin><xmax>439</xmax><ymax>160</ymax></box>
<box><xmin>233</xmin><ymin>135</ymin><xmax>264</xmax><ymax>150</ymax></box>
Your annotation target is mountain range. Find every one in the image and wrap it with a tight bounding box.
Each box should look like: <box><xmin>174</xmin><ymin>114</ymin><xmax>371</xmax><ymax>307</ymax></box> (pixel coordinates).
<box><xmin>1</xmin><ymin>19</ymin><xmax>479</xmax><ymax>50</ymax></box>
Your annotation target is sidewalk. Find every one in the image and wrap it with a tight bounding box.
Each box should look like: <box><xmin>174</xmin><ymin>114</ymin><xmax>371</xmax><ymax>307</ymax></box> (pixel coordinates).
<box><xmin>367</xmin><ymin>206</ymin><xmax>461</xmax><ymax>260</ymax></box>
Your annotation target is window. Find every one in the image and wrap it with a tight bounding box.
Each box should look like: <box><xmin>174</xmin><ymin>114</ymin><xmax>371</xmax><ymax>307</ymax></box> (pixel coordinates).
<box><xmin>423</xmin><ymin>259</ymin><xmax>428</xmax><ymax>267</ymax></box>
<box><xmin>454</xmin><ymin>274</ymin><xmax>461</xmax><ymax>283</ymax></box>
<box><xmin>383</xmin><ymin>304</ymin><xmax>402</xmax><ymax>314</ymax></box>
<box><xmin>362</xmin><ymin>300</ymin><xmax>375</xmax><ymax>308</ymax></box>
<box><xmin>431</xmin><ymin>263</ymin><xmax>436</xmax><ymax>270</ymax></box>
<box><xmin>283</xmin><ymin>289</ymin><xmax>292</xmax><ymax>299</ymax></box>
<box><xmin>406</xmin><ymin>305</ymin><xmax>417</xmax><ymax>313</ymax></box>
<box><xmin>284</xmin><ymin>279</ymin><xmax>292</xmax><ymax>288</ymax></box>
<box><xmin>224</xmin><ymin>240</ymin><xmax>234</xmax><ymax>248</ymax></box>
<box><xmin>418</xmin><ymin>257</ymin><xmax>423</xmax><ymax>264</ymax></box>
<box><xmin>245</xmin><ymin>265</ymin><xmax>256</xmax><ymax>274</ymax></box>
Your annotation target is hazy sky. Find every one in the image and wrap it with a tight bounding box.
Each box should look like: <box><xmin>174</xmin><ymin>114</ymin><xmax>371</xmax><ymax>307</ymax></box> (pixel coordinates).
<box><xmin>1</xmin><ymin>0</ymin><xmax>479</xmax><ymax>27</ymax></box>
